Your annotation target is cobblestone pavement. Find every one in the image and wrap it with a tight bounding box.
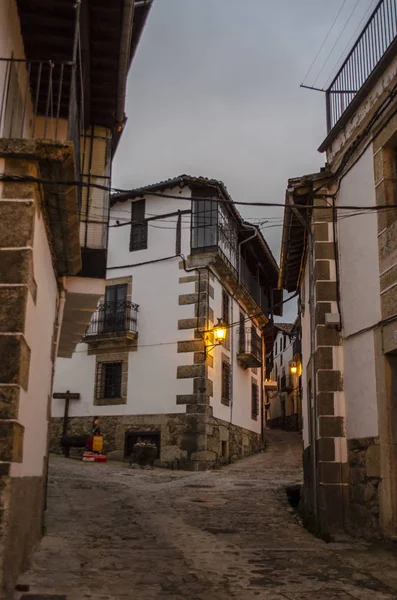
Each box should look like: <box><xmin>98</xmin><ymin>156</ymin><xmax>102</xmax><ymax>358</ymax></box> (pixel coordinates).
<box><xmin>15</xmin><ymin>430</ymin><xmax>397</xmax><ymax>600</ymax></box>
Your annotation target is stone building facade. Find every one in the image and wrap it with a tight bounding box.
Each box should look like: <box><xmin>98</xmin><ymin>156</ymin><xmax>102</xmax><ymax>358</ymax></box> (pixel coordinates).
<box><xmin>265</xmin><ymin>322</ymin><xmax>302</xmax><ymax>432</ymax></box>
<box><xmin>0</xmin><ymin>0</ymin><xmax>153</xmax><ymax>596</ymax></box>
<box><xmin>278</xmin><ymin>0</ymin><xmax>397</xmax><ymax>539</ymax></box>
<box><xmin>52</xmin><ymin>176</ymin><xmax>281</xmax><ymax>470</ymax></box>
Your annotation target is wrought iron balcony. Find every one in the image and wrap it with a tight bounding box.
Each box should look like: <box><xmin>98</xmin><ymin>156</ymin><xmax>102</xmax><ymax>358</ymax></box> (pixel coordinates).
<box><xmin>325</xmin><ymin>0</ymin><xmax>397</xmax><ymax>134</ymax></box>
<box><xmin>85</xmin><ymin>300</ymin><xmax>139</xmax><ymax>341</ymax></box>
<box><xmin>237</xmin><ymin>327</ymin><xmax>262</xmax><ymax>368</ymax></box>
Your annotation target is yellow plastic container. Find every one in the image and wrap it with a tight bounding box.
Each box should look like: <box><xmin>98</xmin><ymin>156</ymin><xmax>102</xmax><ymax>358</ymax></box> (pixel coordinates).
<box><xmin>92</xmin><ymin>435</ymin><xmax>104</xmax><ymax>453</ymax></box>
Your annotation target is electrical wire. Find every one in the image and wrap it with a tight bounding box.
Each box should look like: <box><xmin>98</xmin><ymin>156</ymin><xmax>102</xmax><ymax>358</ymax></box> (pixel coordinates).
<box><xmin>312</xmin><ymin>0</ymin><xmax>361</xmax><ymax>88</ymax></box>
<box><xmin>70</xmin><ymin>291</ymin><xmax>299</xmax><ymax>355</ymax></box>
<box><xmin>301</xmin><ymin>0</ymin><xmax>349</xmax><ymax>86</ymax></box>
<box><xmin>3</xmin><ymin>172</ymin><xmax>397</xmax><ymax>212</ymax></box>
<box><xmin>324</xmin><ymin>0</ymin><xmax>378</xmax><ymax>89</ymax></box>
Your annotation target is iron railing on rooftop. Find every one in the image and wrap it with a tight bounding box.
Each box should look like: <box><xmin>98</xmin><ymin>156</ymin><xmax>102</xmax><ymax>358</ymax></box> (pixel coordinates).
<box><xmin>326</xmin><ymin>0</ymin><xmax>397</xmax><ymax>132</ymax></box>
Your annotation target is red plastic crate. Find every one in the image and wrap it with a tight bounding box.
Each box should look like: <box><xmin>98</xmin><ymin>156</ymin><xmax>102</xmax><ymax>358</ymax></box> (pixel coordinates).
<box><xmin>82</xmin><ymin>452</ymin><xmax>107</xmax><ymax>462</ymax></box>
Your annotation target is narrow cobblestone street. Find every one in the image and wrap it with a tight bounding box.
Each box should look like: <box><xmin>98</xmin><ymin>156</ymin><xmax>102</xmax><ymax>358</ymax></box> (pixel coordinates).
<box><xmin>15</xmin><ymin>431</ymin><xmax>397</xmax><ymax>600</ymax></box>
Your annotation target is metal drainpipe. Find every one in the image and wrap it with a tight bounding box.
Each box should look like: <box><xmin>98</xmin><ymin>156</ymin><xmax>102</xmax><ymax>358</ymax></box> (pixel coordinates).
<box><xmin>287</xmin><ymin>188</ymin><xmax>319</xmax><ymax>524</ymax></box>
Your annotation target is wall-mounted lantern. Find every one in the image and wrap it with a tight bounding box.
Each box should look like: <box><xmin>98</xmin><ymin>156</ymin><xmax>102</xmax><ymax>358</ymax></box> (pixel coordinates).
<box><xmin>203</xmin><ymin>318</ymin><xmax>227</xmax><ymax>358</ymax></box>
<box><xmin>213</xmin><ymin>318</ymin><xmax>227</xmax><ymax>343</ymax></box>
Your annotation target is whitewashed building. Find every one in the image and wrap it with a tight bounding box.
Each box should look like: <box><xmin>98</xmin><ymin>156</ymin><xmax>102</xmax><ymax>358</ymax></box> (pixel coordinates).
<box><xmin>0</xmin><ymin>0</ymin><xmax>153</xmax><ymax>595</ymax></box>
<box><xmin>265</xmin><ymin>322</ymin><xmax>302</xmax><ymax>431</ymax></box>
<box><xmin>52</xmin><ymin>175</ymin><xmax>281</xmax><ymax>469</ymax></box>
<box><xmin>279</xmin><ymin>0</ymin><xmax>397</xmax><ymax>539</ymax></box>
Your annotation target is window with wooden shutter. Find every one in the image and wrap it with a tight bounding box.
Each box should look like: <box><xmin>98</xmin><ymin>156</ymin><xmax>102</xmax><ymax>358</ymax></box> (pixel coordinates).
<box><xmin>130</xmin><ymin>199</ymin><xmax>148</xmax><ymax>251</ymax></box>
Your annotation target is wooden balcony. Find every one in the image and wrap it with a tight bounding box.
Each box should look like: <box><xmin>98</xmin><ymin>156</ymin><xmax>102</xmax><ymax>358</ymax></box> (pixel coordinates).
<box><xmin>237</xmin><ymin>328</ymin><xmax>262</xmax><ymax>369</ymax></box>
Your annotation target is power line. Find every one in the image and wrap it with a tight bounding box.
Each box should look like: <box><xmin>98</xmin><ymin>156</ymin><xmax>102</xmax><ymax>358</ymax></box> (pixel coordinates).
<box><xmin>312</xmin><ymin>0</ymin><xmax>361</xmax><ymax>88</ymax></box>
<box><xmin>4</xmin><ymin>172</ymin><xmax>397</xmax><ymax>212</ymax></box>
<box><xmin>301</xmin><ymin>0</ymin><xmax>348</xmax><ymax>87</ymax></box>
<box><xmin>69</xmin><ymin>292</ymin><xmax>299</xmax><ymax>355</ymax></box>
<box><xmin>324</xmin><ymin>0</ymin><xmax>378</xmax><ymax>89</ymax></box>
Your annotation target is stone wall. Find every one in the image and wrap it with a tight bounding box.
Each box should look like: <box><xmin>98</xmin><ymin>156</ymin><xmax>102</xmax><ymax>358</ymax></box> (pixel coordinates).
<box><xmin>285</xmin><ymin>413</ymin><xmax>301</xmax><ymax>432</ymax></box>
<box><xmin>50</xmin><ymin>413</ymin><xmax>262</xmax><ymax>470</ymax></box>
<box><xmin>1</xmin><ymin>475</ymin><xmax>45</xmax><ymax>599</ymax></box>
<box><xmin>50</xmin><ymin>414</ymin><xmax>191</xmax><ymax>464</ymax></box>
<box><xmin>347</xmin><ymin>437</ymin><xmax>381</xmax><ymax>538</ymax></box>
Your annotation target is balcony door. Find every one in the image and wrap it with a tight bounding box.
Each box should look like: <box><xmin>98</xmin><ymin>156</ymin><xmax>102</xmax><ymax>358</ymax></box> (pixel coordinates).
<box><xmin>103</xmin><ymin>284</ymin><xmax>127</xmax><ymax>333</ymax></box>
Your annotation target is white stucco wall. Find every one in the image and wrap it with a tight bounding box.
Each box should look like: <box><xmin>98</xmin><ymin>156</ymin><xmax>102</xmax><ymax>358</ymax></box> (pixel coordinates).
<box><xmin>209</xmin><ymin>278</ymin><xmax>261</xmax><ymax>434</ymax></box>
<box><xmin>54</xmin><ymin>189</ymin><xmax>194</xmax><ymax>418</ymax></box>
<box><xmin>338</xmin><ymin>145</ymin><xmax>381</xmax><ymax>338</ymax></box>
<box><xmin>268</xmin><ymin>330</ymin><xmax>294</xmax><ymax>423</ymax></box>
<box><xmin>343</xmin><ymin>331</ymin><xmax>378</xmax><ymax>440</ymax></box>
<box><xmin>337</xmin><ymin>145</ymin><xmax>380</xmax><ymax>440</ymax></box>
<box><xmin>11</xmin><ymin>210</ymin><xmax>58</xmax><ymax>478</ymax></box>
<box><xmin>54</xmin><ymin>187</ymin><xmax>264</xmax><ymax>435</ymax></box>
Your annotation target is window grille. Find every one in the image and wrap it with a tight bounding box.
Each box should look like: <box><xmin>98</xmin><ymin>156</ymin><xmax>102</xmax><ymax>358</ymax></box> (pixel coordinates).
<box><xmin>251</xmin><ymin>382</ymin><xmax>259</xmax><ymax>419</ymax></box>
<box><xmin>222</xmin><ymin>289</ymin><xmax>230</xmax><ymax>325</ymax></box>
<box><xmin>222</xmin><ymin>361</ymin><xmax>231</xmax><ymax>404</ymax></box>
<box><xmin>97</xmin><ymin>362</ymin><xmax>122</xmax><ymax>399</ymax></box>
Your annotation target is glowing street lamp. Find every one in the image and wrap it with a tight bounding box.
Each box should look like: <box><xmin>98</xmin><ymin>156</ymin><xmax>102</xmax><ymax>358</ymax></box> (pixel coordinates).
<box><xmin>290</xmin><ymin>362</ymin><xmax>297</xmax><ymax>375</ymax></box>
<box><xmin>213</xmin><ymin>318</ymin><xmax>227</xmax><ymax>343</ymax></box>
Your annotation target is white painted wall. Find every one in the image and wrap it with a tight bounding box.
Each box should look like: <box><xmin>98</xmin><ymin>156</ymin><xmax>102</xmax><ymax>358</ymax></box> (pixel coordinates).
<box><xmin>337</xmin><ymin>144</ymin><xmax>380</xmax><ymax>440</ymax></box>
<box><xmin>344</xmin><ymin>331</ymin><xmax>378</xmax><ymax>439</ymax></box>
<box><xmin>54</xmin><ymin>186</ymin><xmax>264</xmax><ymax>435</ymax></box>
<box><xmin>209</xmin><ymin>279</ymin><xmax>261</xmax><ymax>434</ymax></box>
<box><xmin>11</xmin><ymin>209</ymin><xmax>58</xmax><ymax>478</ymax></box>
<box><xmin>268</xmin><ymin>329</ymin><xmax>294</xmax><ymax>423</ymax></box>
<box><xmin>338</xmin><ymin>145</ymin><xmax>381</xmax><ymax>338</ymax></box>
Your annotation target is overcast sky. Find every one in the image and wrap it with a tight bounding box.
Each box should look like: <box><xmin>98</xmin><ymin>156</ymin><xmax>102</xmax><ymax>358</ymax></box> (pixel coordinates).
<box><xmin>113</xmin><ymin>0</ymin><xmax>377</xmax><ymax>321</ymax></box>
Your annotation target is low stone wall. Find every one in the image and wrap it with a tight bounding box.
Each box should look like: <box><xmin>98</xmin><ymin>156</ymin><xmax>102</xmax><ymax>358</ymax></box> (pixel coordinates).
<box><xmin>50</xmin><ymin>414</ymin><xmax>190</xmax><ymax>464</ymax></box>
<box><xmin>285</xmin><ymin>413</ymin><xmax>301</xmax><ymax>432</ymax></box>
<box><xmin>347</xmin><ymin>436</ymin><xmax>381</xmax><ymax>539</ymax></box>
<box><xmin>266</xmin><ymin>416</ymin><xmax>285</xmax><ymax>429</ymax></box>
<box><xmin>50</xmin><ymin>413</ymin><xmax>262</xmax><ymax>470</ymax></box>
<box><xmin>0</xmin><ymin>473</ymin><xmax>45</xmax><ymax>598</ymax></box>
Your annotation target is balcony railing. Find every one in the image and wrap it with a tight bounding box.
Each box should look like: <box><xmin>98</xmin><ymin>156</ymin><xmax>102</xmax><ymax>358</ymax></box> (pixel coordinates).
<box><xmin>237</xmin><ymin>327</ymin><xmax>262</xmax><ymax>368</ymax></box>
<box><xmin>240</xmin><ymin>258</ymin><xmax>269</xmax><ymax>315</ymax></box>
<box><xmin>326</xmin><ymin>0</ymin><xmax>397</xmax><ymax>132</ymax></box>
<box><xmin>0</xmin><ymin>58</ymin><xmax>80</xmax><ymax>145</ymax></box>
<box><xmin>0</xmin><ymin>57</ymin><xmax>110</xmax><ymax>275</ymax></box>
<box><xmin>85</xmin><ymin>300</ymin><xmax>138</xmax><ymax>338</ymax></box>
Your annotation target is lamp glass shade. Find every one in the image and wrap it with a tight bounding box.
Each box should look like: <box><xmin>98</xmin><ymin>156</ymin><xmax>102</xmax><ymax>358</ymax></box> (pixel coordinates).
<box><xmin>213</xmin><ymin>322</ymin><xmax>227</xmax><ymax>342</ymax></box>
<box><xmin>290</xmin><ymin>364</ymin><xmax>297</xmax><ymax>374</ymax></box>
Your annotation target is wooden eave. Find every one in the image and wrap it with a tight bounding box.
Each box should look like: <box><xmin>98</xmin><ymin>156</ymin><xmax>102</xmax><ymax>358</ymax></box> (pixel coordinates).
<box><xmin>16</xmin><ymin>0</ymin><xmax>152</xmax><ymax>133</ymax></box>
